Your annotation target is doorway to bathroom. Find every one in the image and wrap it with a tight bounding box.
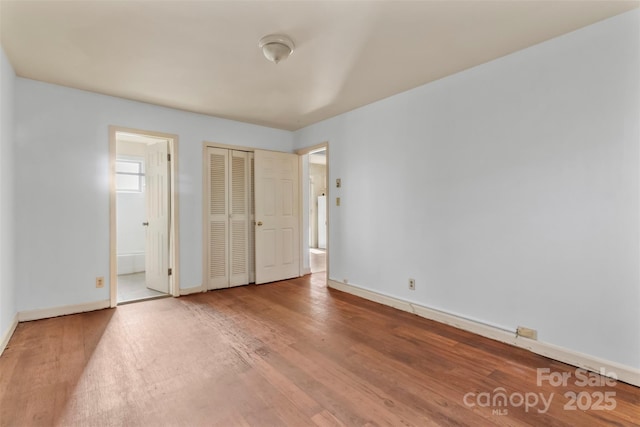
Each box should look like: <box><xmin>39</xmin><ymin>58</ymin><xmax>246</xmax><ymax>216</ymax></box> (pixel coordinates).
<box><xmin>109</xmin><ymin>127</ymin><xmax>179</xmax><ymax>306</ymax></box>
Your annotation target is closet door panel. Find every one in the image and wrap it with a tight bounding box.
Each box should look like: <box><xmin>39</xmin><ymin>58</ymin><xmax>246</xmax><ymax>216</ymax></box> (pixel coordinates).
<box><xmin>206</xmin><ymin>147</ymin><xmax>230</xmax><ymax>289</ymax></box>
<box><xmin>229</xmin><ymin>151</ymin><xmax>249</xmax><ymax>287</ymax></box>
<box><xmin>248</xmin><ymin>153</ymin><xmax>255</xmax><ymax>283</ymax></box>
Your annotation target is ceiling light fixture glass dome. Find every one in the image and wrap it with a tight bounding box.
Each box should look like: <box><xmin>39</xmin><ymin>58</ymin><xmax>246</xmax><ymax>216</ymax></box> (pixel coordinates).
<box><xmin>258</xmin><ymin>34</ymin><xmax>295</xmax><ymax>64</ymax></box>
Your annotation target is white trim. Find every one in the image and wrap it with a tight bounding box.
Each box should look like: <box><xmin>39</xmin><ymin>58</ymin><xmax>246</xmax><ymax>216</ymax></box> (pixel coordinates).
<box><xmin>329</xmin><ymin>280</ymin><xmax>414</xmax><ymax>312</ymax></box>
<box><xmin>169</xmin><ymin>137</ymin><xmax>180</xmax><ymax>297</ymax></box>
<box><xmin>295</xmin><ymin>142</ymin><xmax>328</xmax><ymax>156</ymax></box>
<box><xmin>202</xmin><ymin>140</ymin><xmax>255</xmax><ymax>153</ymax></box>
<box><xmin>298</xmin><ymin>154</ymin><xmax>305</xmax><ymax>278</ymax></box>
<box><xmin>180</xmin><ymin>286</ymin><xmax>205</xmax><ymax>296</ymax></box>
<box><xmin>18</xmin><ymin>300</ymin><xmax>111</xmax><ymax>322</ymax></box>
<box><xmin>201</xmin><ymin>143</ymin><xmax>209</xmax><ymax>293</ymax></box>
<box><xmin>328</xmin><ymin>279</ymin><xmax>640</xmax><ymax>387</ymax></box>
<box><xmin>109</xmin><ymin>127</ymin><xmax>117</xmax><ymax>307</ymax></box>
<box><xmin>0</xmin><ymin>313</ymin><xmax>19</xmax><ymax>356</ymax></box>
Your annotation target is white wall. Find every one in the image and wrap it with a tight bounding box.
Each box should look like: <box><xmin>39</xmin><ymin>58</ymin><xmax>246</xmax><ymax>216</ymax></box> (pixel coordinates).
<box><xmin>115</xmin><ymin>141</ymin><xmax>146</xmax><ymax>261</ymax></box>
<box><xmin>309</xmin><ymin>163</ymin><xmax>327</xmax><ymax>248</ymax></box>
<box><xmin>117</xmin><ymin>140</ymin><xmax>147</xmax><ymax>157</ymax></box>
<box><xmin>15</xmin><ymin>79</ymin><xmax>293</xmax><ymax>311</ymax></box>
<box><xmin>0</xmin><ymin>48</ymin><xmax>16</xmax><ymax>339</ymax></box>
<box><xmin>294</xmin><ymin>10</ymin><xmax>640</xmax><ymax>369</ymax></box>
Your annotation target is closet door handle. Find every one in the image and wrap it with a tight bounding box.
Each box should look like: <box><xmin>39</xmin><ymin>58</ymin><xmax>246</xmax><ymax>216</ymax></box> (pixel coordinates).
<box><xmin>142</xmin><ymin>222</ymin><xmax>149</xmax><ymax>226</ymax></box>
<box><xmin>256</xmin><ymin>221</ymin><xmax>263</xmax><ymax>226</ymax></box>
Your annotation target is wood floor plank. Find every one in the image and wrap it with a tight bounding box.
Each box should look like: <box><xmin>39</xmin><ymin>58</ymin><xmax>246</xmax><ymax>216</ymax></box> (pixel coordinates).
<box><xmin>311</xmin><ymin>409</ymin><xmax>346</xmax><ymax>427</ymax></box>
<box><xmin>1</xmin><ymin>273</ymin><xmax>638</xmax><ymax>426</ymax></box>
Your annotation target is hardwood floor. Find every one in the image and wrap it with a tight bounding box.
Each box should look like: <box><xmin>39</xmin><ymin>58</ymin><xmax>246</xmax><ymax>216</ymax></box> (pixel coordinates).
<box><xmin>1</xmin><ymin>273</ymin><xmax>638</xmax><ymax>426</ymax></box>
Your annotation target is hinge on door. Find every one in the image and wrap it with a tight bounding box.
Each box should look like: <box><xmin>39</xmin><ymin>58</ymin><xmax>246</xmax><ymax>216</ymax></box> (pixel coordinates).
<box><xmin>168</xmin><ymin>268</ymin><xmax>173</xmax><ymax>276</ymax></box>
<box><xmin>167</xmin><ymin>153</ymin><xmax>171</xmax><ymax>161</ymax></box>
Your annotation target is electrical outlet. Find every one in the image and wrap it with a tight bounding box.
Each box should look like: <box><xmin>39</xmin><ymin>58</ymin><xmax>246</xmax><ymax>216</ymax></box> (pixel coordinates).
<box><xmin>516</xmin><ymin>326</ymin><xmax>537</xmax><ymax>340</ymax></box>
<box><xmin>343</xmin><ymin>278</ymin><xmax>348</xmax><ymax>284</ymax></box>
<box><xmin>408</xmin><ymin>278</ymin><xmax>415</xmax><ymax>290</ymax></box>
<box><xmin>96</xmin><ymin>277</ymin><xmax>104</xmax><ymax>288</ymax></box>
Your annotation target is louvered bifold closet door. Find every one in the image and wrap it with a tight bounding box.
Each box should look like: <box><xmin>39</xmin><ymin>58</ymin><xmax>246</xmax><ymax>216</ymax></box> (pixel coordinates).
<box><xmin>207</xmin><ymin>147</ymin><xmax>229</xmax><ymax>289</ymax></box>
<box><xmin>229</xmin><ymin>150</ymin><xmax>250</xmax><ymax>287</ymax></box>
<box><xmin>248</xmin><ymin>153</ymin><xmax>256</xmax><ymax>283</ymax></box>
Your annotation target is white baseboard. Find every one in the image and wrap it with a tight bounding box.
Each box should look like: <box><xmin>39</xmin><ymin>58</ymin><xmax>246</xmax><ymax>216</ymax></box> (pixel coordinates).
<box><xmin>0</xmin><ymin>313</ymin><xmax>19</xmax><ymax>356</ymax></box>
<box><xmin>328</xmin><ymin>279</ymin><xmax>640</xmax><ymax>387</ymax></box>
<box><xmin>302</xmin><ymin>267</ymin><xmax>312</xmax><ymax>276</ymax></box>
<box><xmin>180</xmin><ymin>286</ymin><xmax>204</xmax><ymax>296</ymax></box>
<box><xmin>18</xmin><ymin>300</ymin><xmax>111</xmax><ymax>322</ymax></box>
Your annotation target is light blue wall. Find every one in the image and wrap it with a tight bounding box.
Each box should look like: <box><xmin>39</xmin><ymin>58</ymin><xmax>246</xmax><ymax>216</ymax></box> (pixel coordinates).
<box><xmin>14</xmin><ymin>79</ymin><xmax>293</xmax><ymax>311</ymax></box>
<box><xmin>294</xmin><ymin>10</ymin><xmax>640</xmax><ymax>369</ymax></box>
<box><xmin>0</xmin><ymin>47</ymin><xmax>17</xmax><ymax>342</ymax></box>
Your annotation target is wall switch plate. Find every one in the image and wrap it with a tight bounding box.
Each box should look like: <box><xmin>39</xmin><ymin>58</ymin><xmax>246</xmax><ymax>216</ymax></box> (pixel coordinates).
<box><xmin>409</xmin><ymin>278</ymin><xmax>415</xmax><ymax>290</ymax></box>
<box><xmin>96</xmin><ymin>277</ymin><xmax>105</xmax><ymax>288</ymax></box>
<box><xmin>516</xmin><ymin>326</ymin><xmax>537</xmax><ymax>340</ymax></box>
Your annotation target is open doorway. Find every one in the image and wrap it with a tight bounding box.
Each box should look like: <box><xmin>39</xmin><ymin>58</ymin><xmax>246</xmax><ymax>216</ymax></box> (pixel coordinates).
<box><xmin>308</xmin><ymin>149</ymin><xmax>327</xmax><ymax>273</ymax></box>
<box><xmin>299</xmin><ymin>143</ymin><xmax>329</xmax><ymax>279</ymax></box>
<box><xmin>109</xmin><ymin>127</ymin><xmax>179</xmax><ymax>306</ymax></box>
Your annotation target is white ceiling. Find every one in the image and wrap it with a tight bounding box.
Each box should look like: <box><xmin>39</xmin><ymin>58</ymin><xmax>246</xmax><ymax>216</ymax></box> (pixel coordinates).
<box><xmin>1</xmin><ymin>1</ymin><xmax>637</xmax><ymax>131</ymax></box>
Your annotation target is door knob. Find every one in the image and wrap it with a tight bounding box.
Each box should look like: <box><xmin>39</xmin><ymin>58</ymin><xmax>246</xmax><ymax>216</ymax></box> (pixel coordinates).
<box><xmin>142</xmin><ymin>222</ymin><xmax>149</xmax><ymax>226</ymax></box>
<box><xmin>257</xmin><ymin>221</ymin><xmax>263</xmax><ymax>226</ymax></box>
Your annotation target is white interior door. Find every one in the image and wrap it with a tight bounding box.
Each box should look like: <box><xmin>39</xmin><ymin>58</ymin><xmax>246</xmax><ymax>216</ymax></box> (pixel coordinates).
<box><xmin>254</xmin><ymin>150</ymin><xmax>300</xmax><ymax>284</ymax></box>
<box><xmin>317</xmin><ymin>195</ymin><xmax>327</xmax><ymax>249</ymax></box>
<box><xmin>145</xmin><ymin>140</ymin><xmax>170</xmax><ymax>293</ymax></box>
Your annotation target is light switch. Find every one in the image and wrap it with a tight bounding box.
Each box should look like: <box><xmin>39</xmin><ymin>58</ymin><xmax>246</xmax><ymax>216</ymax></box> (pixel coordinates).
<box><xmin>336</xmin><ymin>178</ymin><xmax>341</xmax><ymax>188</ymax></box>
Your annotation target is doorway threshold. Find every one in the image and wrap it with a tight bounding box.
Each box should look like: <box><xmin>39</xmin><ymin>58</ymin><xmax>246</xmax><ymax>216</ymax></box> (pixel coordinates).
<box><xmin>118</xmin><ymin>294</ymin><xmax>170</xmax><ymax>306</ymax></box>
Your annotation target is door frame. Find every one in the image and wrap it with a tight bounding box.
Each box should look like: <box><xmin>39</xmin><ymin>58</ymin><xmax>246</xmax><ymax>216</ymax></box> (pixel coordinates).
<box><xmin>296</xmin><ymin>142</ymin><xmax>330</xmax><ymax>284</ymax></box>
<box><xmin>109</xmin><ymin>126</ymin><xmax>180</xmax><ymax>307</ymax></box>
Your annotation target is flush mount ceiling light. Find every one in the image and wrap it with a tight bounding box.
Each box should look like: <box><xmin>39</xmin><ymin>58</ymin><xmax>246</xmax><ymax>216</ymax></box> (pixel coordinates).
<box><xmin>258</xmin><ymin>34</ymin><xmax>295</xmax><ymax>64</ymax></box>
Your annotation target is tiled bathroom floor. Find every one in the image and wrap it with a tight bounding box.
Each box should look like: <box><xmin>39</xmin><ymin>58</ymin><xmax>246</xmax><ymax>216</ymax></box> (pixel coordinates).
<box><xmin>117</xmin><ymin>272</ymin><xmax>167</xmax><ymax>304</ymax></box>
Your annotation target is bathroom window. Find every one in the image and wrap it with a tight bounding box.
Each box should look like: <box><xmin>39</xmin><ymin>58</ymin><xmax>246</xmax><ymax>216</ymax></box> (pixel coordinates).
<box><xmin>116</xmin><ymin>159</ymin><xmax>145</xmax><ymax>192</ymax></box>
